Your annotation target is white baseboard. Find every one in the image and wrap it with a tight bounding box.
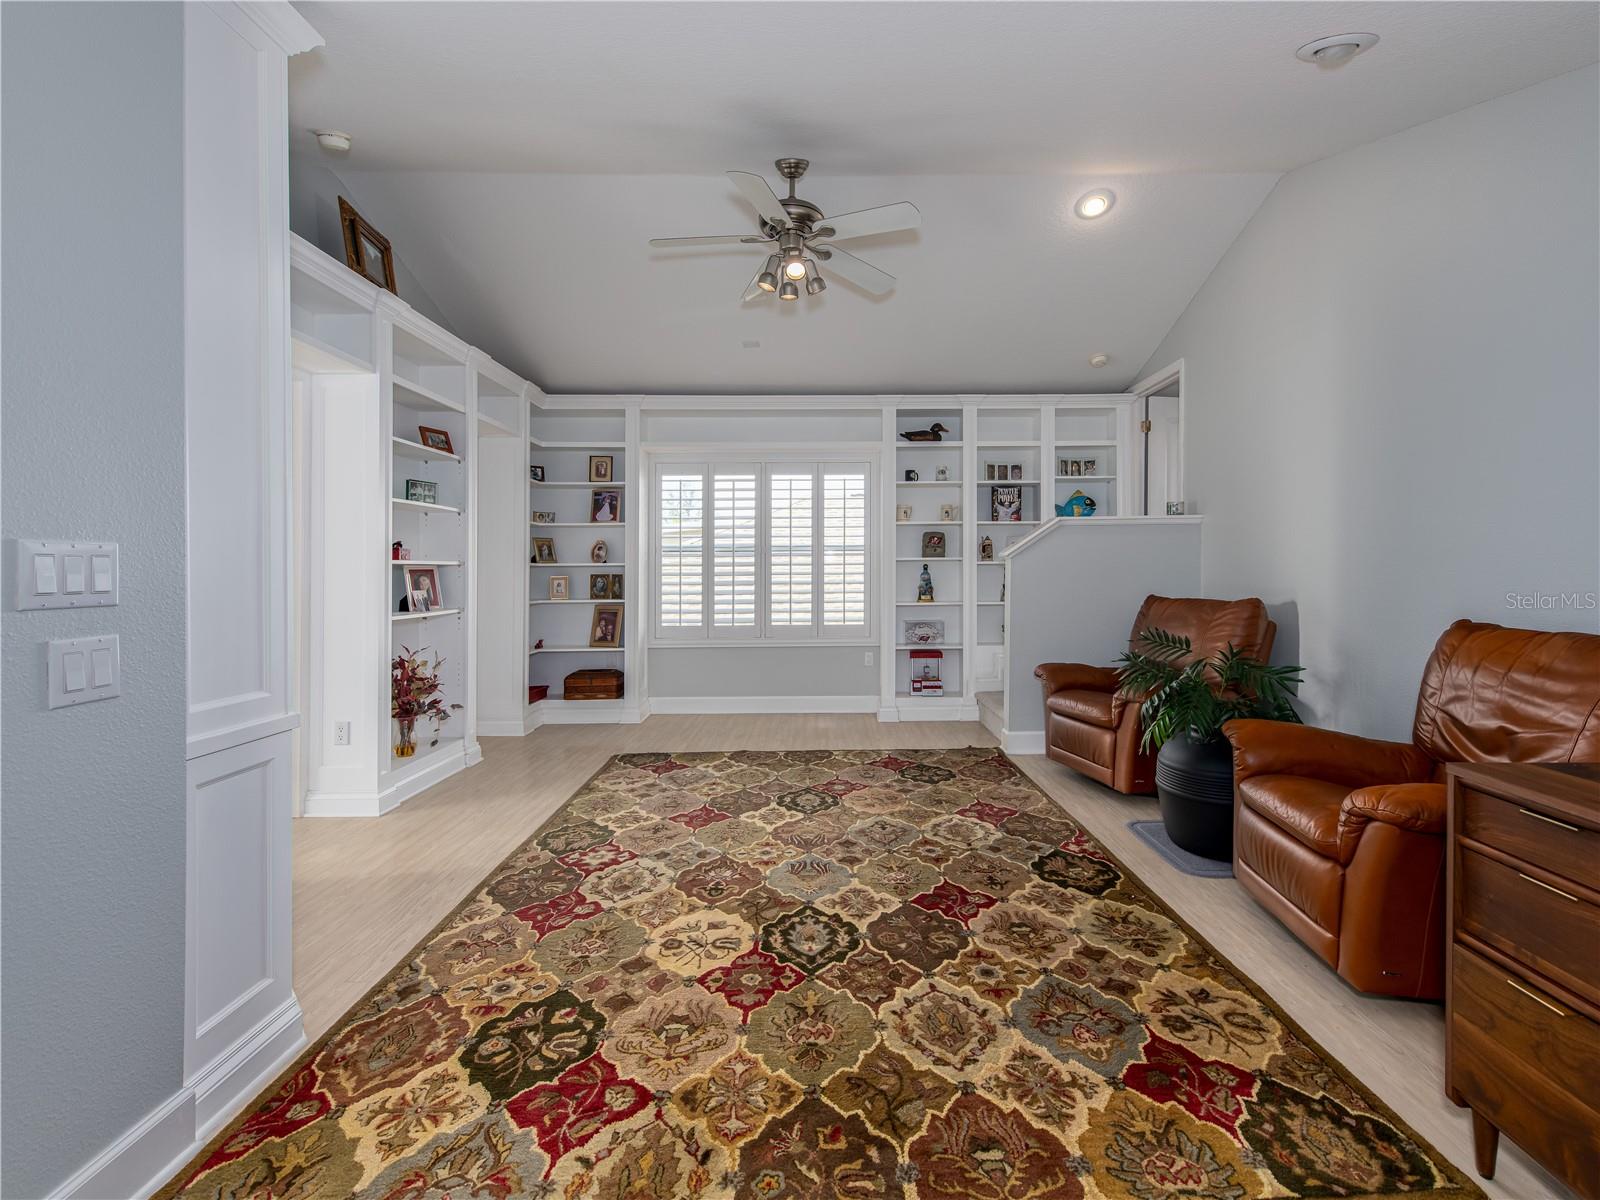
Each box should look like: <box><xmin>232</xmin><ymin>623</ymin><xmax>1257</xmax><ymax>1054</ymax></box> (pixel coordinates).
<box><xmin>1003</xmin><ymin>728</ymin><xmax>1046</xmax><ymax>756</ymax></box>
<box><xmin>649</xmin><ymin>695</ymin><xmax>878</xmax><ymax>715</ymax></box>
<box><xmin>54</xmin><ymin>998</ymin><xmax>306</xmax><ymax>1200</ymax></box>
<box><xmin>476</xmin><ymin>719</ymin><xmax>527</xmax><ymax>737</ymax></box>
<box><xmin>303</xmin><ymin>745</ymin><xmax>466</xmax><ymax>817</ymax></box>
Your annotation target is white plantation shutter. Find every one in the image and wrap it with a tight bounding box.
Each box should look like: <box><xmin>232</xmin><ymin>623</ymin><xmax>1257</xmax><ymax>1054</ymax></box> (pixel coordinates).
<box><xmin>712</xmin><ymin>469</ymin><xmax>758</xmax><ymax>631</ymax></box>
<box><xmin>768</xmin><ymin>470</ymin><xmax>814</xmax><ymax>631</ymax></box>
<box><xmin>655</xmin><ymin>456</ymin><xmax>870</xmax><ymax>642</ymax></box>
<box><xmin>657</xmin><ymin>470</ymin><xmax>705</xmax><ymax>633</ymax></box>
<box><xmin>823</xmin><ymin>467</ymin><xmax>869</xmax><ymax>633</ymax></box>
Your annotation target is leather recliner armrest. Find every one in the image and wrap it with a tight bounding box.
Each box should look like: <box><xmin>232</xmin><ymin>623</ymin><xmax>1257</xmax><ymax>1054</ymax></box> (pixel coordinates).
<box><xmin>1337</xmin><ymin>782</ymin><xmax>1447</xmax><ymax>862</ymax></box>
<box><xmin>1034</xmin><ymin>663</ymin><xmax>1121</xmax><ymax>694</ymax></box>
<box><xmin>1223</xmin><ymin>719</ymin><xmax>1435</xmax><ymax>790</ymax></box>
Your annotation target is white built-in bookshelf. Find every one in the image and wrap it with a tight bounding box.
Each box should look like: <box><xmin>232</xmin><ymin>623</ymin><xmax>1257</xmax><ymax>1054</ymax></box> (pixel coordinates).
<box><xmin>526</xmin><ymin>407</ymin><xmax>636</xmax><ymax>724</ymax></box>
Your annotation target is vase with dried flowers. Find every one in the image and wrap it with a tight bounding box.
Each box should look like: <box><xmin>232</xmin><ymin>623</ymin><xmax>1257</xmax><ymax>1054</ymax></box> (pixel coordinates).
<box><xmin>392</xmin><ymin>645</ymin><xmax>461</xmax><ymax>757</ymax></box>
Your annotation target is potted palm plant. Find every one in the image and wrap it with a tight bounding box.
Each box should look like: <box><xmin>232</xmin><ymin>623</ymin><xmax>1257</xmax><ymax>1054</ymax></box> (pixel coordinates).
<box><xmin>1117</xmin><ymin>629</ymin><xmax>1304</xmax><ymax>860</ymax></box>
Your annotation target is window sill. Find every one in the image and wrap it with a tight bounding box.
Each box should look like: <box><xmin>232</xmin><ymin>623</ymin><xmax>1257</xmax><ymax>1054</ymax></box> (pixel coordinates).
<box><xmin>647</xmin><ymin>639</ymin><xmax>878</xmax><ymax>650</ymax></box>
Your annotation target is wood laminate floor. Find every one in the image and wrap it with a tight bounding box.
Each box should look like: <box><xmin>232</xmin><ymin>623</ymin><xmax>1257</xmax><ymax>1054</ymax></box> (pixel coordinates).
<box><xmin>292</xmin><ymin>717</ymin><xmax>1571</xmax><ymax>1200</ymax></box>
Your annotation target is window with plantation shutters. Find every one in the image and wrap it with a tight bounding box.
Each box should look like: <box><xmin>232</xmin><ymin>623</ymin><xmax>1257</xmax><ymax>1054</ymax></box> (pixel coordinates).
<box><xmin>711</xmin><ymin>470</ymin><xmax>759</xmax><ymax>631</ymax></box>
<box><xmin>655</xmin><ymin>457</ymin><xmax>871</xmax><ymax>643</ymax></box>
<box><xmin>657</xmin><ymin>472</ymin><xmax>704</xmax><ymax>629</ymax></box>
<box><xmin>822</xmin><ymin>469</ymin><xmax>868</xmax><ymax>632</ymax></box>
<box><xmin>768</xmin><ymin>471</ymin><xmax>814</xmax><ymax>630</ymax></box>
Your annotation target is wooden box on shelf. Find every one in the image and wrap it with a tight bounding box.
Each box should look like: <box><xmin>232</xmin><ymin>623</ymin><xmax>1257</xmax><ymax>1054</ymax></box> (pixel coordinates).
<box><xmin>563</xmin><ymin>669</ymin><xmax>624</xmax><ymax>701</ymax></box>
<box><xmin>1444</xmin><ymin>761</ymin><xmax>1600</xmax><ymax>1200</ymax></box>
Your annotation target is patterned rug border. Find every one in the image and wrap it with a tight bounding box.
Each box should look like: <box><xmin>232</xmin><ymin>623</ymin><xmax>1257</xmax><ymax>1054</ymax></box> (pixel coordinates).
<box><xmin>152</xmin><ymin>748</ymin><xmax>1484</xmax><ymax>1200</ymax></box>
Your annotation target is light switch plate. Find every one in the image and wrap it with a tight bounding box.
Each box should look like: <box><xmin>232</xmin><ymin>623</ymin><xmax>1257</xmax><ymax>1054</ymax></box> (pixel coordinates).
<box><xmin>48</xmin><ymin>635</ymin><xmax>120</xmax><ymax>708</ymax></box>
<box><xmin>14</xmin><ymin>540</ymin><xmax>118</xmax><ymax>609</ymax></box>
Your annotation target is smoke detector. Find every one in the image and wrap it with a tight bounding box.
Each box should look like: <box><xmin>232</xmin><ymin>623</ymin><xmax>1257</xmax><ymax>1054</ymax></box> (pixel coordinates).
<box><xmin>313</xmin><ymin>129</ymin><xmax>352</xmax><ymax>152</ymax></box>
<box><xmin>1295</xmin><ymin>33</ymin><xmax>1378</xmax><ymax>68</ymax></box>
<box><xmin>1089</xmin><ymin>353</ymin><xmax>1110</xmax><ymax>369</ymax></box>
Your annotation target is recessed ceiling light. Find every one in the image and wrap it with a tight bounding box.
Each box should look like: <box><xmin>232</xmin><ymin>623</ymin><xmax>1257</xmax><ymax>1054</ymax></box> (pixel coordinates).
<box><xmin>1074</xmin><ymin>189</ymin><xmax>1115</xmax><ymax>220</ymax></box>
<box><xmin>313</xmin><ymin>129</ymin><xmax>352</xmax><ymax>152</ymax></box>
<box><xmin>1295</xmin><ymin>33</ymin><xmax>1379</xmax><ymax>68</ymax></box>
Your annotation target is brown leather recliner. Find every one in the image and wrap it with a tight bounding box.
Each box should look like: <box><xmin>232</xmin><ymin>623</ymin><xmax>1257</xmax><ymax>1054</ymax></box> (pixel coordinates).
<box><xmin>1226</xmin><ymin>620</ymin><xmax>1600</xmax><ymax>1000</ymax></box>
<box><xmin>1035</xmin><ymin>595</ymin><xmax>1276</xmax><ymax>795</ymax></box>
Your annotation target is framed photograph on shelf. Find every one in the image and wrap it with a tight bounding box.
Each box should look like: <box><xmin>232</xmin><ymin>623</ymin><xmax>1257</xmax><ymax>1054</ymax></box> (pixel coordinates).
<box><xmin>589</xmin><ymin>574</ymin><xmax>610</xmax><ymax>600</ymax></box>
<box><xmin>896</xmin><ymin>504</ymin><xmax>913</xmax><ymax>523</ymax></box>
<box><xmin>608</xmin><ymin>573</ymin><xmax>624</xmax><ymax>600</ymax></box>
<box><xmin>588</xmin><ymin>455</ymin><xmax>614</xmax><ymax>483</ymax></box>
<box><xmin>920</xmin><ymin>530</ymin><xmax>946</xmax><ymax>558</ymax></box>
<box><xmin>1068</xmin><ymin>460</ymin><xmax>1083</xmax><ymax>477</ymax></box>
<box><xmin>531</xmin><ymin>511</ymin><xmax>557</xmax><ymax>524</ymax></box>
<box><xmin>417</xmin><ymin>426</ymin><xmax>454</xmax><ymax>455</ymax></box>
<box><xmin>530</xmin><ymin>464</ymin><xmax>545</xmax><ymax>482</ymax></box>
<box><xmin>403</xmin><ymin>478</ymin><xmax>438</xmax><ymax>505</ymax></box>
<box><xmin>1081</xmin><ymin>458</ymin><xmax>1097</xmax><ymax>475</ymax></box>
<box><xmin>590</xmin><ymin>604</ymin><xmax>623</xmax><ymax>648</ymax></box>
<box><xmin>531</xmin><ymin>537</ymin><xmax>556</xmax><ymax>563</ymax></box>
<box><xmin>403</xmin><ymin>566</ymin><xmax>441</xmax><ymax>612</ymax></box>
<box><xmin>902</xmin><ymin>619</ymin><xmax>945</xmax><ymax>645</ymax></box>
<box><xmin>985</xmin><ymin>463</ymin><xmax>998</xmax><ymax>480</ymax></box>
<box><xmin>992</xmin><ymin>486</ymin><xmax>1022</xmax><ymax>522</ymax></box>
<box><xmin>549</xmin><ymin>575</ymin><xmax>570</xmax><ymax>600</ymax></box>
<box><xmin>590</xmin><ymin>489</ymin><xmax>621</xmax><ymax>523</ymax></box>
<box><xmin>590</xmin><ymin>539</ymin><xmax>609</xmax><ymax>563</ymax></box>
<box><xmin>338</xmin><ymin>197</ymin><xmax>397</xmax><ymax>293</ymax></box>
<box><xmin>1057</xmin><ymin>459</ymin><xmax>1072</xmax><ymax>478</ymax></box>
<box><xmin>1010</xmin><ymin>464</ymin><xmax>1024</xmax><ymax>481</ymax></box>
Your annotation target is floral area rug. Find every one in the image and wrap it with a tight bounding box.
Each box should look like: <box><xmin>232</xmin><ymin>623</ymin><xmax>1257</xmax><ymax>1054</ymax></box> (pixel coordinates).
<box><xmin>161</xmin><ymin>748</ymin><xmax>1479</xmax><ymax>1199</ymax></box>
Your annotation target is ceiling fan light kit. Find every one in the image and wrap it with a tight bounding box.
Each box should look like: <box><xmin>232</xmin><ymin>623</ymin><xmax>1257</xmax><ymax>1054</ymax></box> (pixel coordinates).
<box><xmin>650</xmin><ymin>157</ymin><xmax>921</xmax><ymax>305</ymax></box>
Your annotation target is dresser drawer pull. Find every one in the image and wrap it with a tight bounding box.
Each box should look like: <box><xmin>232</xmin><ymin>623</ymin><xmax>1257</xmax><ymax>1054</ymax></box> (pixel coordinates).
<box><xmin>1518</xmin><ymin>807</ymin><xmax>1582</xmax><ymax>833</ymax></box>
<box><xmin>1518</xmin><ymin>872</ymin><xmax>1580</xmax><ymax>902</ymax></box>
<box><xmin>1505</xmin><ymin>977</ymin><xmax>1568</xmax><ymax>1016</ymax></box>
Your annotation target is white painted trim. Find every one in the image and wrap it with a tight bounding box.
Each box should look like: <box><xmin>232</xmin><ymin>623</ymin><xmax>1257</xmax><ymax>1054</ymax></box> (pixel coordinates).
<box><xmin>184</xmin><ymin>711</ymin><xmax>300</xmax><ymax>760</ymax></box>
<box><xmin>1000</xmin><ymin>514</ymin><xmax>1205</xmax><ymax>558</ymax></box>
<box><xmin>233</xmin><ymin>1</ymin><xmax>322</xmax><ymax>54</ymax></box>
<box><xmin>649</xmin><ymin>694</ymin><xmax>879</xmax><ymax>715</ymax></box>
<box><xmin>477</xmin><ymin>718</ymin><xmax>528</xmax><ymax>737</ymax></box>
<box><xmin>1003</xmin><ymin>729</ymin><xmax>1047</xmax><ymax>756</ymax></box>
<box><xmin>302</xmin><ymin>742</ymin><xmax>467</xmax><ymax>816</ymax></box>
<box><xmin>51</xmin><ymin>996</ymin><xmax>305</xmax><ymax>1200</ymax></box>
<box><xmin>1126</xmin><ymin>357</ymin><xmax>1186</xmax><ymax>515</ymax></box>
<box><xmin>542</xmin><ymin>393</ymin><xmax>1132</xmax><ymax>411</ymax></box>
<box><xmin>892</xmin><ymin>702</ymin><xmax>981</xmax><ymax>723</ymax></box>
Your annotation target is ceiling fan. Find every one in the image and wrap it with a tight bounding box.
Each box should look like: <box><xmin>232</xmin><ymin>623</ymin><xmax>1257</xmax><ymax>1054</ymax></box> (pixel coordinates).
<box><xmin>649</xmin><ymin>158</ymin><xmax>920</xmax><ymax>302</ymax></box>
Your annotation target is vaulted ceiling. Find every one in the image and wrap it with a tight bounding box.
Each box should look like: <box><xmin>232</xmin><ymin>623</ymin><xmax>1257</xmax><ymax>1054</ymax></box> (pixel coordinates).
<box><xmin>288</xmin><ymin>1</ymin><xmax>1598</xmax><ymax>393</ymax></box>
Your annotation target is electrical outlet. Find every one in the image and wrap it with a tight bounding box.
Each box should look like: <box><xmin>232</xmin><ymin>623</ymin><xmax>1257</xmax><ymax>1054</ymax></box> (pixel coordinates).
<box><xmin>333</xmin><ymin>721</ymin><xmax>351</xmax><ymax>746</ymax></box>
<box><xmin>864</xmin><ymin>651</ymin><xmax>873</xmax><ymax>667</ymax></box>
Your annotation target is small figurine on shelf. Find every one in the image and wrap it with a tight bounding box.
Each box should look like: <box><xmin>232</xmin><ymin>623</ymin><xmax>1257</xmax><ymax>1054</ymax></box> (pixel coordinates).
<box><xmin>392</xmin><ymin>540</ymin><xmax>410</xmax><ymax>561</ymax></box>
<box><xmin>901</xmin><ymin>422</ymin><xmax>950</xmax><ymax>442</ymax></box>
<box><xmin>918</xmin><ymin>563</ymin><xmax>935</xmax><ymax>603</ymax></box>
<box><xmin>980</xmin><ymin>535</ymin><xmax>994</xmax><ymax>561</ymax></box>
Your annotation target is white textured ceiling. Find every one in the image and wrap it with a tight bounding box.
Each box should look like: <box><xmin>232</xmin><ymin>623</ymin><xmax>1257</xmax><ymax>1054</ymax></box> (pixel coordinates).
<box><xmin>287</xmin><ymin>1</ymin><xmax>1597</xmax><ymax>392</ymax></box>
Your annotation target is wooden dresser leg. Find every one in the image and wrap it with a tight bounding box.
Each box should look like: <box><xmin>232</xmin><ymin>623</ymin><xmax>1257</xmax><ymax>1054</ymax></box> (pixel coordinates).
<box><xmin>1471</xmin><ymin>1110</ymin><xmax>1499</xmax><ymax>1179</ymax></box>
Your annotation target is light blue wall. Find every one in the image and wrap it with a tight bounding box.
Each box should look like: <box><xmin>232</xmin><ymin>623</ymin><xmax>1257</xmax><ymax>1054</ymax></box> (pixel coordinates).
<box><xmin>1</xmin><ymin>5</ymin><xmax>189</xmax><ymax>1196</ymax></box>
<box><xmin>1139</xmin><ymin>66</ymin><xmax>1600</xmax><ymax>739</ymax></box>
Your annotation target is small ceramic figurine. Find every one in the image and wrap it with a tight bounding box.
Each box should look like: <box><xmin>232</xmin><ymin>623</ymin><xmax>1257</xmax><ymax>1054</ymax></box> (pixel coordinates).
<box><xmin>901</xmin><ymin>423</ymin><xmax>950</xmax><ymax>442</ymax></box>
<box><xmin>917</xmin><ymin>563</ymin><xmax>935</xmax><ymax>603</ymax></box>
<box><xmin>980</xmin><ymin>535</ymin><xmax>994</xmax><ymax>561</ymax></box>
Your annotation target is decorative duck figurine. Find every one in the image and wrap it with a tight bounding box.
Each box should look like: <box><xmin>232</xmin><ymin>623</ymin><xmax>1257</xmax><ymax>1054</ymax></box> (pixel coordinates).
<box><xmin>901</xmin><ymin>422</ymin><xmax>950</xmax><ymax>443</ymax></box>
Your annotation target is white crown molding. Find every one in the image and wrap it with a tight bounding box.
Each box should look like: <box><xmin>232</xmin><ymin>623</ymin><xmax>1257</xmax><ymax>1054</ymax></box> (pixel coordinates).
<box><xmin>233</xmin><ymin>2</ymin><xmax>323</xmax><ymax>55</ymax></box>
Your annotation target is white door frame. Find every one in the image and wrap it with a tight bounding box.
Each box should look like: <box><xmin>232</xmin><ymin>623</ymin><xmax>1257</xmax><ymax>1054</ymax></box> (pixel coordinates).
<box><xmin>1127</xmin><ymin>358</ymin><xmax>1185</xmax><ymax>516</ymax></box>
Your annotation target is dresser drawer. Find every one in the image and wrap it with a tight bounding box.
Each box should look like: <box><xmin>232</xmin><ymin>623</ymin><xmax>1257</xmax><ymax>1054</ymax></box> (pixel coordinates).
<box><xmin>1459</xmin><ymin>784</ymin><xmax>1600</xmax><ymax>892</ymax></box>
<box><xmin>1457</xmin><ymin>848</ymin><xmax>1600</xmax><ymax>1004</ymax></box>
<box><xmin>1450</xmin><ymin>947</ymin><xmax>1600</xmax><ymax>1200</ymax></box>
<box><xmin>1451</xmin><ymin>943</ymin><xmax>1599</xmax><ymax>1106</ymax></box>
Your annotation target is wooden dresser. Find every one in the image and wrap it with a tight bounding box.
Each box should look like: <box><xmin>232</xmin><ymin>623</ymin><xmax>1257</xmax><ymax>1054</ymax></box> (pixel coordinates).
<box><xmin>1445</xmin><ymin>762</ymin><xmax>1600</xmax><ymax>1199</ymax></box>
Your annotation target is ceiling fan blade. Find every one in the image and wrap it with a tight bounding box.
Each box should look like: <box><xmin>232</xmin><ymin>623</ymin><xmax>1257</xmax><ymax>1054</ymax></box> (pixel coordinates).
<box><xmin>727</xmin><ymin>170</ymin><xmax>790</xmax><ymax>228</ymax></box>
<box><xmin>815</xmin><ymin>245</ymin><xmax>895</xmax><ymax>295</ymax></box>
<box><xmin>814</xmin><ymin>201</ymin><xmax>921</xmax><ymax>242</ymax></box>
<box><xmin>741</xmin><ymin>264</ymin><xmax>770</xmax><ymax>303</ymax></box>
<box><xmin>649</xmin><ymin>234</ymin><xmax>769</xmax><ymax>247</ymax></box>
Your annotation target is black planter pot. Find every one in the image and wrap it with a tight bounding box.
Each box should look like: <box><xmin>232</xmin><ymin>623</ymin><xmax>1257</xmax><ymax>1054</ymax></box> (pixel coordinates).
<box><xmin>1154</xmin><ymin>732</ymin><xmax>1237</xmax><ymax>861</ymax></box>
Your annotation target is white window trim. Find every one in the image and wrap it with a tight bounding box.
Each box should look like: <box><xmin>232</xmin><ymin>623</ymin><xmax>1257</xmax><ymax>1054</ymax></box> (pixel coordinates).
<box><xmin>648</xmin><ymin>450</ymin><xmax>877</xmax><ymax>647</ymax></box>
